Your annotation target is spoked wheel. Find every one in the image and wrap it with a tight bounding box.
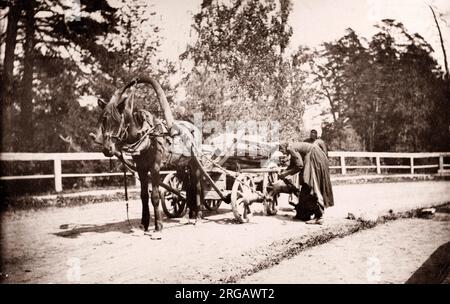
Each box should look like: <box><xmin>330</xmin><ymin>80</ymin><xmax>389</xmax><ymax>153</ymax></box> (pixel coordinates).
<box><xmin>264</xmin><ymin>172</ymin><xmax>279</xmax><ymax>215</ymax></box>
<box><xmin>231</xmin><ymin>174</ymin><xmax>257</xmax><ymax>223</ymax></box>
<box><xmin>160</xmin><ymin>172</ymin><xmax>187</xmax><ymax>218</ymax></box>
<box><xmin>203</xmin><ymin>199</ymin><xmax>222</xmax><ymax>211</ymax></box>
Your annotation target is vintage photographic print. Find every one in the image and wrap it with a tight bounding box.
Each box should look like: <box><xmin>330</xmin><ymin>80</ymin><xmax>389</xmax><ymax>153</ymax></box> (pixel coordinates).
<box><xmin>0</xmin><ymin>0</ymin><xmax>449</xmax><ymax>289</ymax></box>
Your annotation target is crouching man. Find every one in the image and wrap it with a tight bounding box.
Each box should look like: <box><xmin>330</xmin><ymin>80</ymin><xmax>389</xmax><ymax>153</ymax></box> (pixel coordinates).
<box><xmin>278</xmin><ymin>141</ymin><xmax>334</xmax><ymax>224</ymax></box>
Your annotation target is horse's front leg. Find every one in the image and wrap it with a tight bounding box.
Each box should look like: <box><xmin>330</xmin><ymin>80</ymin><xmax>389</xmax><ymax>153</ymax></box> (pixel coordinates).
<box><xmin>138</xmin><ymin>170</ymin><xmax>150</xmax><ymax>231</ymax></box>
<box><xmin>150</xmin><ymin>168</ymin><xmax>163</xmax><ymax>232</ymax></box>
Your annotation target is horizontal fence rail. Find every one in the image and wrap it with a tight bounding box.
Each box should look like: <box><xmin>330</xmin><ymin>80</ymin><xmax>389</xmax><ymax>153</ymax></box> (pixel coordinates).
<box><xmin>1</xmin><ymin>151</ymin><xmax>450</xmax><ymax>193</ymax></box>
<box><xmin>327</xmin><ymin>151</ymin><xmax>450</xmax><ymax>175</ymax></box>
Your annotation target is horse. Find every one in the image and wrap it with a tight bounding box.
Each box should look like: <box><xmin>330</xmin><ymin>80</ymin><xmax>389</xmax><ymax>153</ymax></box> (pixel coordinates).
<box><xmin>90</xmin><ymin>76</ymin><xmax>205</xmax><ymax>238</ymax></box>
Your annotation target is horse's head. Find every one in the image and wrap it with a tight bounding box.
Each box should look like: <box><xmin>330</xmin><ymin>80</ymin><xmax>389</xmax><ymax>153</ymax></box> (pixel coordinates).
<box><xmin>90</xmin><ymin>82</ymin><xmax>136</xmax><ymax>157</ymax></box>
<box><xmin>90</xmin><ymin>76</ymin><xmax>175</xmax><ymax>158</ymax></box>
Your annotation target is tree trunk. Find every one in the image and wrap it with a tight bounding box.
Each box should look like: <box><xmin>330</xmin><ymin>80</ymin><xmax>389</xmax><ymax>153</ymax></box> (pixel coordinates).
<box><xmin>275</xmin><ymin>0</ymin><xmax>291</xmax><ymax>103</ymax></box>
<box><xmin>429</xmin><ymin>6</ymin><xmax>449</xmax><ymax>80</ymax></box>
<box><xmin>20</xmin><ymin>0</ymin><xmax>36</xmax><ymax>151</ymax></box>
<box><xmin>126</xmin><ymin>19</ymin><xmax>132</xmax><ymax>72</ymax></box>
<box><xmin>1</xmin><ymin>1</ymin><xmax>22</xmax><ymax>149</ymax></box>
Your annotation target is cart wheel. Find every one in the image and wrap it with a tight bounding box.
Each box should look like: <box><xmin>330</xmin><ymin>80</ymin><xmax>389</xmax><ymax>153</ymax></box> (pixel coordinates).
<box><xmin>160</xmin><ymin>173</ymin><xmax>187</xmax><ymax>218</ymax></box>
<box><xmin>203</xmin><ymin>199</ymin><xmax>222</xmax><ymax>211</ymax></box>
<box><xmin>265</xmin><ymin>172</ymin><xmax>279</xmax><ymax>215</ymax></box>
<box><xmin>231</xmin><ymin>174</ymin><xmax>256</xmax><ymax>223</ymax></box>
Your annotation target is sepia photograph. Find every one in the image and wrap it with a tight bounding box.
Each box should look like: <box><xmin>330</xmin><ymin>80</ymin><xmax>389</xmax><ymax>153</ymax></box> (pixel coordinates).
<box><xmin>0</xmin><ymin>0</ymin><xmax>449</xmax><ymax>291</ymax></box>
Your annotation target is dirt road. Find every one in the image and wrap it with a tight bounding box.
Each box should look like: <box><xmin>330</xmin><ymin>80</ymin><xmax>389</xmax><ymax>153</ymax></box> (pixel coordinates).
<box><xmin>1</xmin><ymin>181</ymin><xmax>449</xmax><ymax>283</ymax></box>
<box><xmin>240</xmin><ymin>217</ymin><xmax>450</xmax><ymax>283</ymax></box>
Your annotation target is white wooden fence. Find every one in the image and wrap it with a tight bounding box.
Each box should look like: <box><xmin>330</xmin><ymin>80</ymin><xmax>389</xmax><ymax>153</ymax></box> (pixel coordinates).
<box><xmin>1</xmin><ymin>151</ymin><xmax>449</xmax><ymax>193</ymax></box>
<box><xmin>328</xmin><ymin>151</ymin><xmax>450</xmax><ymax>175</ymax></box>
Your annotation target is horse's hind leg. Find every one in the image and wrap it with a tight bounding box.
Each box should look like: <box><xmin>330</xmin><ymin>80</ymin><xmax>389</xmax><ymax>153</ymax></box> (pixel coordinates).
<box><xmin>138</xmin><ymin>170</ymin><xmax>150</xmax><ymax>231</ymax></box>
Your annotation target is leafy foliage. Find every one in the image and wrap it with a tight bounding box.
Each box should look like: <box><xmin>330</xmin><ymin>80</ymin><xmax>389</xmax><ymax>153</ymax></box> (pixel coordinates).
<box><xmin>315</xmin><ymin>20</ymin><xmax>450</xmax><ymax>152</ymax></box>
<box><xmin>1</xmin><ymin>0</ymin><xmax>176</xmax><ymax>153</ymax></box>
<box><xmin>181</xmin><ymin>0</ymin><xmax>315</xmax><ymax>141</ymax></box>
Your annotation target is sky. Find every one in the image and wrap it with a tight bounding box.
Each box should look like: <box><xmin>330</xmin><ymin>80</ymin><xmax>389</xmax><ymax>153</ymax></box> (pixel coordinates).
<box><xmin>149</xmin><ymin>0</ymin><xmax>450</xmax><ymax>132</ymax></box>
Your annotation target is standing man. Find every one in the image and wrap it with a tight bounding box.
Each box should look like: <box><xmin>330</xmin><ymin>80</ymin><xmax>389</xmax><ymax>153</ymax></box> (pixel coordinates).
<box><xmin>279</xmin><ymin>141</ymin><xmax>334</xmax><ymax>224</ymax></box>
<box><xmin>304</xmin><ymin>129</ymin><xmax>328</xmax><ymax>157</ymax></box>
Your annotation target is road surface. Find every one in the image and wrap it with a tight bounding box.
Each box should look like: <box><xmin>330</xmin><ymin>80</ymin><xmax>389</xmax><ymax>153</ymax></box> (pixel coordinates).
<box><xmin>1</xmin><ymin>181</ymin><xmax>449</xmax><ymax>283</ymax></box>
<box><xmin>240</xmin><ymin>216</ymin><xmax>450</xmax><ymax>283</ymax></box>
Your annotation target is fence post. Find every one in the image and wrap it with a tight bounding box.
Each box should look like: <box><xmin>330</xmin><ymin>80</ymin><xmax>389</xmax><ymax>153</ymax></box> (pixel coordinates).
<box><xmin>376</xmin><ymin>156</ymin><xmax>381</xmax><ymax>174</ymax></box>
<box><xmin>439</xmin><ymin>155</ymin><xmax>444</xmax><ymax>172</ymax></box>
<box><xmin>410</xmin><ymin>157</ymin><xmax>414</xmax><ymax>174</ymax></box>
<box><xmin>340</xmin><ymin>156</ymin><xmax>347</xmax><ymax>175</ymax></box>
<box><xmin>134</xmin><ymin>172</ymin><xmax>140</xmax><ymax>187</ymax></box>
<box><xmin>54</xmin><ymin>158</ymin><xmax>62</xmax><ymax>192</ymax></box>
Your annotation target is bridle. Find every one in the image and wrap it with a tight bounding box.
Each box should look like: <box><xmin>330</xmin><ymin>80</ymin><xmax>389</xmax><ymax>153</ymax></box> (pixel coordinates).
<box><xmin>103</xmin><ymin>87</ymin><xmax>135</xmax><ymax>145</ymax></box>
<box><xmin>100</xmin><ymin>85</ymin><xmax>170</xmax><ymax>155</ymax></box>
<box><xmin>105</xmin><ymin>113</ymin><xmax>129</xmax><ymax>143</ymax></box>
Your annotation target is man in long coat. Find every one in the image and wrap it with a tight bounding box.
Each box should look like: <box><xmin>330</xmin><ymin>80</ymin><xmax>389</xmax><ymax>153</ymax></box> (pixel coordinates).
<box><xmin>279</xmin><ymin>141</ymin><xmax>334</xmax><ymax>224</ymax></box>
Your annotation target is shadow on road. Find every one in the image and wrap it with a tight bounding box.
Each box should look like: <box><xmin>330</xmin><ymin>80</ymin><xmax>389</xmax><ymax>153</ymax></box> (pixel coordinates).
<box><xmin>53</xmin><ymin>216</ymin><xmax>195</xmax><ymax>238</ymax></box>
<box><xmin>53</xmin><ymin>207</ymin><xmax>239</xmax><ymax>238</ymax></box>
<box><xmin>52</xmin><ymin>204</ymin><xmax>321</xmax><ymax>238</ymax></box>
<box><xmin>406</xmin><ymin>241</ymin><xmax>450</xmax><ymax>284</ymax></box>
<box><xmin>54</xmin><ymin>220</ymin><xmax>139</xmax><ymax>238</ymax></box>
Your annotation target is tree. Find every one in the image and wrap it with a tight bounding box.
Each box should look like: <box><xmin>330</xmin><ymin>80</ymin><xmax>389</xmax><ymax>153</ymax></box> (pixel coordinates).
<box><xmin>429</xmin><ymin>5</ymin><xmax>449</xmax><ymax>80</ymax></box>
<box><xmin>182</xmin><ymin>0</ymin><xmax>314</xmax><ymax>141</ymax></box>
<box><xmin>89</xmin><ymin>0</ymin><xmax>177</xmax><ymax>118</ymax></box>
<box><xmin>312</xmin><ymin>28</ymin><xmax>369</xmax><ymax>149</ymax></box>
<box><xmin>315</xmin><ymin>20</ymin><xmax>450</xmax><ymax>152</ymax></box>
<box><xmin>1</xmin><ymin>0</ymin><xmax>175</xmax><ymax>152</ymax></box>
<box><xmin>183</xmin><ymin>0</ymin><xmax>292</xmax><ymax>103</ymax></box>
<box><xmin>355</xmin><ymin>20</ymin><xmax>448</xmax><ymax>152</ymax></box>
<box><xmin>1</xmin><ymin>0</ymin><xmax>118</xmax><ymax>151</ymax></box>
<box><xmin>181</xmin><ymin>68</ymin><xmax>232</xmax><ymax>123</ymax></box>
<box><xmin>1</xmin><ymin>0</ymin><xmax>22</xmax><ymax>147</ymax></box>
<box><xmin>20</xmin><ymin>0</ymin><xmax>36</xmax><ymax>142</ymax></box>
